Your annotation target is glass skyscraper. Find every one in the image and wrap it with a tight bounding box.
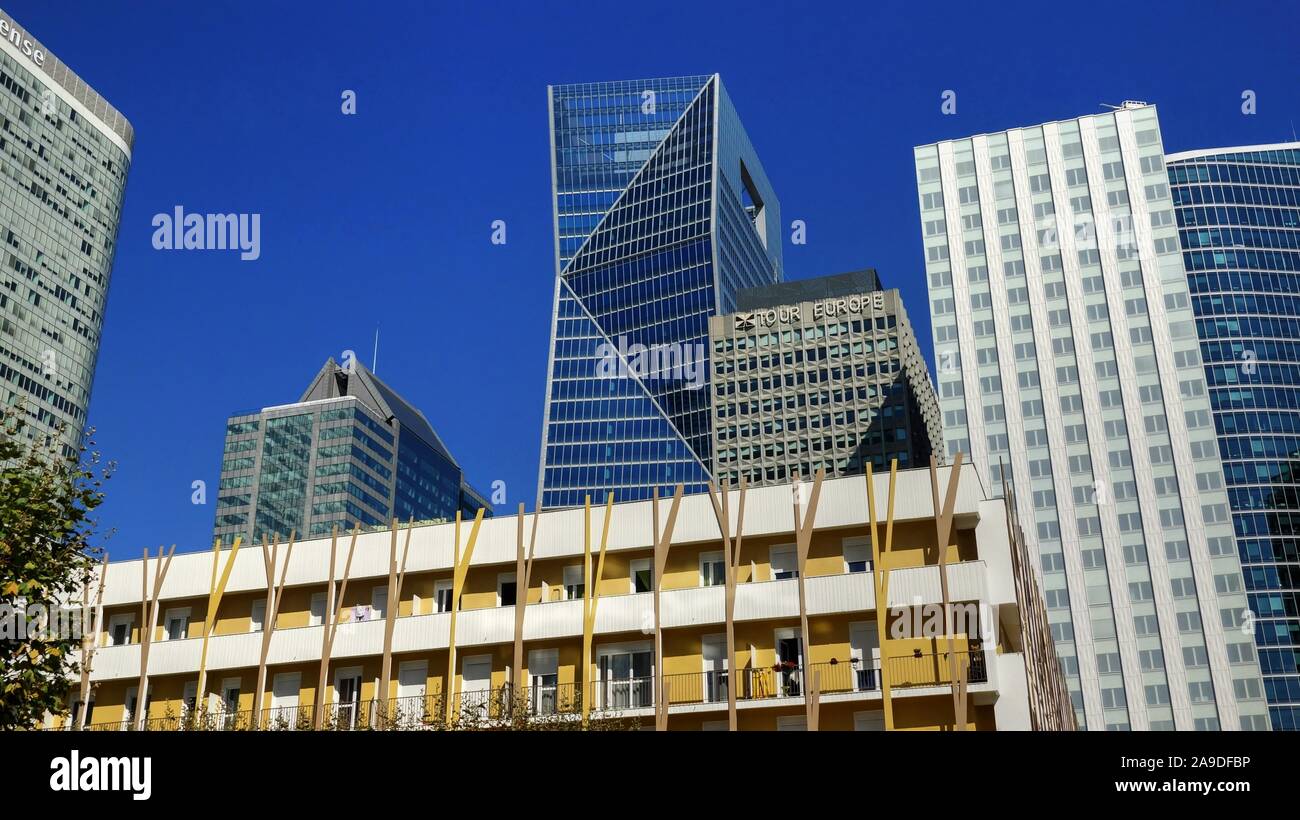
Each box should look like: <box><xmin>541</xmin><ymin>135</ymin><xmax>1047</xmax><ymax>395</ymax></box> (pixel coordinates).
<box><xmin>214</xmin><ymin>358</ymin><xmax>491</xmax><ymax>547</ymax></box>
<box><xmin>916</xmin><ymin>104</ymin><xmax>1270</xmax><ymax>731</ymax></box>
<box><xmin>1168</xmin><ymin>142</ymin><xmax>1300</xmax><ymax>731</ymax></box>
<box><xmin>0</xmin><ymin>8</ymin><xmax>132</xmax><ymax>451</ymax></box>
<box><xmin>537</xmin><ymin>75</ymin><xmax>782</xmax><ymax>509</ymax></box>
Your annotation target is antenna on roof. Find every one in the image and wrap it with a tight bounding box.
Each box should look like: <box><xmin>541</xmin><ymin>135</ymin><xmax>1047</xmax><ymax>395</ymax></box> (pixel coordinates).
<box><xmin>1101</xmin><ymin>100</ymin><xmax>1150</xmax><ymax>111</ymax></box>
<box><xmin>372</xmin><ymin>327</ymin><xmax>379</xmax><ymax>373</ymax></box>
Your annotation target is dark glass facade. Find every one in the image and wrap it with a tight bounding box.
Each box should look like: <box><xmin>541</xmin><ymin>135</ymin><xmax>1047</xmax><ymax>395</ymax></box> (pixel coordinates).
<box><xmin>538</xmin><ymin>75</ymin><xmax>782</xmax><ymax>508</ymax></box>
<box><xmin>1170</xmin><ymin>143</ymin><xmax>1300</xmax><ymax>730</ymax></box>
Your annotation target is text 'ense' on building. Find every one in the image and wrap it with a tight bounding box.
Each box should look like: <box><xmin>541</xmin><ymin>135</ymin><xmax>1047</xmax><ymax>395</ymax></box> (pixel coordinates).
<box><xmin>0</xmin><ymin>6</ymin><xmax>132</xmax><ymax>450</ymax></box>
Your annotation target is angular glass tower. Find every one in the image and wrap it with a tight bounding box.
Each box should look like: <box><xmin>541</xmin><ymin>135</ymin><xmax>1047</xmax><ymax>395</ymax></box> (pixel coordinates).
<box><xmin>915</xmin><ymin>104</ymin><xmax>1270</xmax><ymax>731</ymax></box>
<box><xmin>538</xmin><ymin>75</ymin><xmax>782</xmax><ymax>509</ymax></box>
<box><xmin>1167</xmin><ymin>142</ymin><xmax>1300</xmax><ymax>731</ymax></box>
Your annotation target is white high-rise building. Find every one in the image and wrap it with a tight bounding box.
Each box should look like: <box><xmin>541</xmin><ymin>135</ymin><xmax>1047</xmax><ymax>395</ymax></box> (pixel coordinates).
<box><xmin>915</xmin><ymin>103</ymin><xmax>1270</xmax><ymax>731</ymax></box>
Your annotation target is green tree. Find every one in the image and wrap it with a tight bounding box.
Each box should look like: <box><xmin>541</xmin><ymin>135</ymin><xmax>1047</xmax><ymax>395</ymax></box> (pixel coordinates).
<box><xmin>0</xmin><ymin>405</ymin><xmax>112</xmax><ymax>730</ymax></box>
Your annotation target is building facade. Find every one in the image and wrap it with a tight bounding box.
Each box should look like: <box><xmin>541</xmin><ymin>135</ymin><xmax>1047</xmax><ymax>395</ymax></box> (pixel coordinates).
<box><xmin>214</xmin><ymin>359</ymin><xmax>491</xmax><ymax>547</ymax></box>
<box><xmin>916</xmin><ymin>104</ymin><xmax>1270</xmax><ymax>730</ymax></box>
<box><xmin>1167</xmin><ymin>142</ymin><xmax>1300</xmax><ymax>731</ymax></box>
<box><xmin>0</xmin><ymin>7</ymin><xmax>132</xmax><ymax>450</ymax></box>
<box><xmin>537</xmin><ymin>74</ymin><xmax>783</xmax><ymax>510</ymax></box>
<box><xmin>709</xmin><ymin>269</ymin><xmax>941</xmax><ymax>487</ymax></box>
<box><xmin>61</xmin><ymin>464</ymin><xmax>1072</xmax><ymax>732</ymax></box>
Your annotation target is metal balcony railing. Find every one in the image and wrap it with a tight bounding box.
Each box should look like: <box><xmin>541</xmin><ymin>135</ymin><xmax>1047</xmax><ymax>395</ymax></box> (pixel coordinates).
<box><xmin>887</xmin><ymin>649</ymin><xmax>987</xmax><ymax>689</ymax></box>
<box><xmin>67</xmin><ymin>651</ymin><xmax>987</xmax><ymax>730</ymax></box>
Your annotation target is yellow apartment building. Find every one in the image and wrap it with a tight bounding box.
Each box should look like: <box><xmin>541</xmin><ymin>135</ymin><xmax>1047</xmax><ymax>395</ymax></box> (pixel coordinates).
<box><xmin>51</xmin><ymin>461</ymin><xmax>1073</xmax><ymax>731</ymax></box>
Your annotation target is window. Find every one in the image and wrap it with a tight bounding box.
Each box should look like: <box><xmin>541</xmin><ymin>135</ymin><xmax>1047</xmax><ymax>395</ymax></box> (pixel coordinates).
<box><xmin>163</xmin><ymin>608</ymin><xmax>189</xmax><ymax>641</ymax></box>
<box><xmin>498</xmin><ymin>573</ymin><xmax>517</xmax><ymax>607</ymax></box>
<box><xmin>770</xmin><ymin>545</ymin><xmax>798</xmax><ymax>580</ymax></box>
<box><xmin>108</xmin><ymin>614</ymin><xmax>132</xmax><ymax>647</ymax></box>
<box><xmin>250</xmin><ymin>599</ymin><xmax>266</xmax><ymax>633</ymax></box>
<box><xmin>700</xmin><ymin>551</ymin><xmax>725</xmax><ymax>587</ymax></box>
<box><xmin>843</xmin><ymin>538</ymin><xmax>871</xmax><ymax>574</ymax></box>
<box><xmin>564</xmin><ymin>565</ymin><xmax>585</xmax><ymax>600</ymax></box>
<box><xmin>434</xmin><ymin>579</ymin><xmax>453</xmax><ymax>613</ymax></box>
<box><xmin>630</xmin><ymin>559</ymin><xmax>653</xmax><ymax>594</ymax></box>
<box><xmin>371</xmin><ymin>586</ymin><xmax>388</xmax><ymax>618</ymax></box>
<box><xmin>309</xmin><ymin>592</ymin><xmax>327</xmax><ymax>626</ymax></box>
<box><xmin>528</xmin><ymin>649</ymin><xmax>560</xmax><ymax>715</ymax></box>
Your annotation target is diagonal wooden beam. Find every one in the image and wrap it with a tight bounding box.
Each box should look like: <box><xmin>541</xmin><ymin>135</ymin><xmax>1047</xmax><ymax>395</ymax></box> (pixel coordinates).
<box><xmin>76</xmin><ymin>554</ymin><xmax>108</xmax><ymax>730</ymax></box>
<box><xmin>196</xmin><ymin>536</ymin><xmax>241</xmax><ymax>723</ymax></box>
<box><xmin>445</xmin><ymin>508</ymin><xmax>486</xmax><ymax>724</ymax></box>
<box><xmin>707</xmin><ymin>476</ymin><xmax>748</xmax><ymax>731</ymax></box>
<box><xmin>315</xmin><ymin>525</ymin><xmax>360</xmax><ymax>729</ymax></box>
<box><xmin>930</xmin><ymin>453</ymin><xmax>966</xmax><ymax>730</ymax></box>
<box><xmin>133</xmin><ymin>544</ymin><xmax>175</xmax><ymax>730</ymax></box>
<box><xmin>580</xmin><ymin>493</ymin><xmax>614</xmax><ymax>727</ymax></box>
<box><xmin>512</xmin><ymin>503</ymin><xmax>540</xmax><ymax>703</ymax></box>
<box><xmin>652</xmin><ymin>485</ymin><xmax>683</xmax><ymax>731</ymax></box>
<box><xmin>378</xmin><ymin>517</ymin><xmax>414</xmax><ymax>726</ymax></box>
<box><xmin>253</xmin><ymin>531</ymin><xmax>295</xmax><ymax>729</ymax></box>
<box><xmin>867</xmin><ymin>461</ymin><xmax>899</xmax><ymax>730</ymax></box>
<box><xmin>792</xmin><ymin>468</ymin><xmax>825</xmax><ymax>731</ymax></box>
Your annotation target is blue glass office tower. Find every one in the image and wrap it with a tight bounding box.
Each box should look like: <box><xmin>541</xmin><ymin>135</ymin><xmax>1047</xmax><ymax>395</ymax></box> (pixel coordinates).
<box><xmin>538</xmin><ymin>75</ymin><xmax>783</xmax><ymax>509</ymax></box>
<box><xmin>1168</xmin><ymin>142</ymin><xmax>1300</xmax><ymax>730</ymax></box>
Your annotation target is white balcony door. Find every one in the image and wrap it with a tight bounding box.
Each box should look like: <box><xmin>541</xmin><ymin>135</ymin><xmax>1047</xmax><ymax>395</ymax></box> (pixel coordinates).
<box><xmin>395</xmin><ymin>661</ymin><xmax>429</xmax><ymax>726</ymax></box>
<box><xmin>270</xmin><ymin>672</ymin><xmax>301</xmax><ymax>727</ymax></box>
<box><xmin>309</xmin><ymin>592</ymin><xmax>327</xmax><ymax>627</ymax></box>
<box><xmin>850</xmin><ymin>621</ymin><xmax>880</xmax><ymax>691</ymax></box>
<box><xmin>528</xmin><ymin>649</ymin><xmax>559</xmax><ymax>715</ymax></box>
<box><xmin>702</xmin><ymin>635</ymin><xmax>728</xmax><ymax>703</ymax></box>
<box><xmin>181</xmin><ymin>680</ymin><xmax>198</xmax><ymax>722</ymax></box>
<box><xmin>461</xmin><ymin>655</ymin><xmax>492</xmax><ymax>718</ymax></box>
<box><xmin>774</xmin><ymin>629</ymin><xmax>803</xmax><ymax>697</ymax></box>
<box><xmin>334</xmin><ymin>667</ymin><xmax>362</xmax><ymax>729</ymax></box>
<box><xmin>597</xmin><ymin>643</ymin><xmax>653</xmax><ymax>710</ymax></box>
<box><xmin>770</xmin><ymin>545</ymin><xmax>798</xmax><ymax>580</ymax></box>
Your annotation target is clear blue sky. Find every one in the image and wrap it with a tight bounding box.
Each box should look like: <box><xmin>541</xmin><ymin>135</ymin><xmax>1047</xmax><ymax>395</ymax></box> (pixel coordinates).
<box><xmin>14</xmin><ymin>0</ymin><xmax>1298</xmax><ymax>555</ymax></box>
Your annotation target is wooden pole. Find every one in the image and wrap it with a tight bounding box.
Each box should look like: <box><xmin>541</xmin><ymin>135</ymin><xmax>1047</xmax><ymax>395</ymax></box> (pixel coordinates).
<box><xmin>377</xmin><ymin>518</ymin><xmax>414</xmax><ymax>726</ymax></box>
<box><xmin>196</xmin><ymin>537</ymin><xmax>241</xmax><ymax>724</ymax></box>
<box><xmin>444</xmin><ymin>509</ymin><xmax>486</xmax><ymax>724</ymax></box>
<box><xmin>929</xmin><ymin>453</ymin><xmax>965</xmax><ymax>730</ymax></box>
<box><xmin>707</xmin><ymin>476</ymin><xmax>748</xmax><ymax>731</ymax></box>
<box><xmin>76</xmin><ymin>554</ymin><xmax>108</xmax><ymax>730</ymax></box>
<box><xmin>867</xmin><ymin>461</ymin><xmax>899</xmax><ymax>730</ymax></box>
<box><xmin>253</xmin><ymin>531</ymin><xmax>296</xmax><ymax>729</ymax></box>
<box><xmin>133</xmin><ymin>545</ymin><xmax>175</xmax><ymax>730</ymax></box>
<box><xmin>580</xmin><ymin>493</ymin><xmax>613</xmax><ymax>727</ymax></box>
<box><xmin>512</xmin><ymin>503</ymin><xmax>539</xmax><ymax>707</ymax></box>
<box><xmin>652</xmin><ymin>485</ymin><xmax>683</xmax><ymax>731</ymax></box>
<box><xmin>792</xmin><ymin>468</ymin><xmax>825</xmax><ymax>731</ymax></box>
<box><xmin>314</xmin><ymin>525</ymin><xmax>360</xmax><ymax>729</ymax></box>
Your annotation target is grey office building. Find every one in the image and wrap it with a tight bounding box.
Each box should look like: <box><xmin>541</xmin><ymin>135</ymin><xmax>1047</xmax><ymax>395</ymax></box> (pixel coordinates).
<box><xmin>0</xmin><ymin>8</ymin><xmax>132</xmax><ymax>449</ymax></box>
<box><xmin>709</xmin><ymin>269</ymin><xmax>941</xmax><ymax>488</ymax></box>
<box><xmin>214</xmin><ymin>359</ymin><xmax>492</xmax><ymax>547</ymax></box>
<box><xmin>916</xmin><ymin>103</ymin><xmax>1269</xmax><ymax>731</ymax></box>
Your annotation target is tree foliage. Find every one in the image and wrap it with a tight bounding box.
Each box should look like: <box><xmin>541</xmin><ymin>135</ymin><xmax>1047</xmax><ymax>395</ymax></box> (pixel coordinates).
<box><xmin>0</xmin><ymin>405</ymin><xmax>112</xmax><ymax>729</ymax></box>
